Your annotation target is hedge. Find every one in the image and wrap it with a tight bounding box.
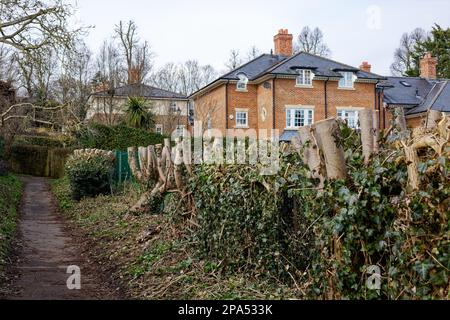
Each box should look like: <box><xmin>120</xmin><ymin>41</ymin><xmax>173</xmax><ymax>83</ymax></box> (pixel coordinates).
<box><xmin>76</xmin><ymin>123</ymin><xmax>166</xmax><ymax>151</ymax></box>
<box><xmin>9</xmin><ymin>144</ymin><xmax>72</xmax><ymax>178</ymax></box>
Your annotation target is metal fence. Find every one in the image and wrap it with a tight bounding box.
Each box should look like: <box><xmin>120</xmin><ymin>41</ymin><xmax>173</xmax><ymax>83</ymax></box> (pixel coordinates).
<box><xmin>113</xmin><ymin>150</ymin><xmax>133</xmax><ymax>184</ymax></box>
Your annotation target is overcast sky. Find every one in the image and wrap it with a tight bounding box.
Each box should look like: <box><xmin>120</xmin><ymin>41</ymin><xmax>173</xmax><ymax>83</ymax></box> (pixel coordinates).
<box><xmin>74</xmin><ymin>0</ymin><xmax>450</xmax><ymax>76</ymax></box>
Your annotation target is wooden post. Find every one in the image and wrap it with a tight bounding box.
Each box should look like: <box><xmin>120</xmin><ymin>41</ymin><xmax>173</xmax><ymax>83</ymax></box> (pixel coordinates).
<box><xmin>359</xmin><ymin>109</ymin><xmax>375</xmax><ymax>164</ymax></box>
<box><xmin>314</xmin><ymin>118</ymin><xmax>347</xmax><ymax>180</ymax></box>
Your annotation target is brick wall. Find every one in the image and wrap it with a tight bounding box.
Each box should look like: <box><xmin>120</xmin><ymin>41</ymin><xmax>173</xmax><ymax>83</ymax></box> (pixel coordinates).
<box><xmin>257</xmin><ymin>80</ymin><xmax>274</xmax><ymax>132</ymax></box>
<box><xmin>193</xmin><ymin>85</ymin><xmax>227</xmax><ymax>135</ymax></box>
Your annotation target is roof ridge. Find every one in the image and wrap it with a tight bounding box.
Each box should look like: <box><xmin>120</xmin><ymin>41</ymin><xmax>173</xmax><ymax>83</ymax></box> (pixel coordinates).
<box><xmin>429</xmin><ymin>80</ymin><xmax>448</xmax><ymax>111</ymax></box>
<box><xmin>300</xmin><ymin>52</ymin><xmax>386</xmax><ymax>78</ymax></box>
<box><xmin>219</xmin><ymin>53</ymin><xmax>273</xmax><ymax>80</ymax></box>
<box><xmin>263</xmin><ymin>51</ymin><xmax>303</xmax><ymax>74</ymax></box>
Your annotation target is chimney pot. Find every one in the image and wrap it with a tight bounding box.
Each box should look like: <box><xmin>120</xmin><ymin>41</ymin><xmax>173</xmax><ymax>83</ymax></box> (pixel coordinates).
<box><xmin>420</xmin><ymin>52</ymin><xmax>437</xmax><ymax>79</ymax></box>
<box><xmin>360</xmin><ymin>61</ymin><xmax>372</xmax><ymax>73</ymax></box>
<box><xmin>274</xmin><ymin>29</ymin><xmax>293</xmax><ymax>56</ymax></box>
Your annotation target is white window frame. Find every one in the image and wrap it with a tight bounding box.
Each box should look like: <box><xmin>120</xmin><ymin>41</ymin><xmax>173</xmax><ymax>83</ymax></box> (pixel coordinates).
<box><xmin>170</xmin><ymin>101</ymin><xmax>178</xmax><ymax>113</ymax></box>
<box><xmin>339</xmin><ymin>72</ymin><xmax>355</xmax><ymax>89</ymax></box>
<box><xmin>296</xmin><ymin>69</ymin><xmax>313</xmax><ymax>87</ymax></box>
<box><xmin>236</xmin><ymin>74</ymin><xmax>249</xmax><ymax>92</ymax></box>
<box><xmin>285</xmin><ymin>106</ymin><xmax>314</xmax><ymax>129</ymax></box>
<box><xmin>235</xmin><ymin>110</ymin><xmax>249</xmax><ymax>128</ymax></box>
<box><xmin>337</xmin><ymin>109</ymin><xmax>360</xmax><ymax>129</ymax></box>
<box><xmin>155</xmin><ymin>124</ymin><xmax>163</xmax><ymax>135</ymax></box>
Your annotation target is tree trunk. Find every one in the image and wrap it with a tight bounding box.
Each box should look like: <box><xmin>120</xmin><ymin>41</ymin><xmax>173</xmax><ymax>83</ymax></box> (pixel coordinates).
<box><xmin>359</xmin><ymin>109</ymin><xmax>375</xmax><ymax>164</ymax></box>
<box><xmin>373</xmin><ymin>110</ymin><xmax>380</xmax><ymax>153</ymax></box>
<box><xmin>295</xmin><ymin>126</ymin><xmax>324</xmax><ymax>185</ymax></box>
<box><xmin>314</xmin><ymin>118</ymin><xmax>347</xmax><ymax>180</ymax></box>
<box><xmin>427</xmin><ymin>110</ymin><xmax>442</xmax><ymax>130</ymax></box>
<box><xmin>395</xmin><ymin>107</ymin><xmax>408</xmax><ymax>133</ymax></box>
<box><xmin>403</xmin><ymin>144</ymin><xmax>420</xmax><ymax>191</ymax></box>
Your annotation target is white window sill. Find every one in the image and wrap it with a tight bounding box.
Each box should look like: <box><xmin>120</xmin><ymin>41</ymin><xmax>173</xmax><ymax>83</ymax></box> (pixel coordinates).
<box><xmin>236</xmin><ymin>89</ymin><xmax>248</xmax><ymax>93</ymax></box>
<box><xmin>295</xmin><ymin>85</ymin><xmax>314</xmax><ymax>89</ymax></box>
<box><xmin>235</xmin><ymin>126</ymin><xmax>249</xmax><ymax>129</ymax></box>
<box><xmin>338</xmin><ymin>87</ymin><xmax>356</xmax><ymax>90</ymax></box>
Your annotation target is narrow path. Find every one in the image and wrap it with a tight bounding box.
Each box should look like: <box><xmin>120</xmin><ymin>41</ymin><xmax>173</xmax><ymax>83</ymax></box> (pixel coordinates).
<box><xmin>4</xmin><ymin>176</ymin><xmax>118</xmax><ymax>300</ymax></box>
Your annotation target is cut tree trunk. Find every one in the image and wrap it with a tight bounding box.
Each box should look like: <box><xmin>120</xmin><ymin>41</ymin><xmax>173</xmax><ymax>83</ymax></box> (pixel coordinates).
<box><xmin>314</xmin><ymin>118</ymin><xmax>347</xmax><ymax>180</ymax></box>
<box><xmin>427</xmin><ymin>110</ymin><xmax>442</xmax><ymax>130</ymax></box>
<box><xmin>395</xmin><ymin>107</ymin><xmax>408</xmax><ymax>133</ymax></box>
<box><xmin>295</xmin><ymin>126</ymin><xmax>324</xmax><ymax>185</ymax></box>
<box><xmin>359</xmin><ymin>109</ymin><xmax>375</xmax><ymax>165</ymax></box>
<box><xmin>373</xmin><ymin>110</ymin><xmax>380</xmax><ymax>153</ymax></box>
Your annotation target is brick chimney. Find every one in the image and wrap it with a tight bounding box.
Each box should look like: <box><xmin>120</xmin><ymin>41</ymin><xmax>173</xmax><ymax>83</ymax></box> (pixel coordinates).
<box><xmin>360</xmin><ymin>61</ymin><xmax>372</xmax><ymax>73</ymax></box>
<box><xmin>128</xmin><ymin>66</ymin><xmax>140</xmax><ymax>84</ymax></box>
<box><xmin>274</xmin><ymin>29</ymin><xmax>293</xmax><ymax>56</ymax></box>
<box><xmin>420</xmin><ymin>53</ymin><xmax>437</xmax><ymax>79</ymax></box>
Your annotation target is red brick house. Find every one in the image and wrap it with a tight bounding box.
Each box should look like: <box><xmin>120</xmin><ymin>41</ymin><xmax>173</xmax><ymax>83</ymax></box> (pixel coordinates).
<box><xmin>190</xmin><ymin>29</ymin><xmax>386</xmax><ymax>140</ymax></box>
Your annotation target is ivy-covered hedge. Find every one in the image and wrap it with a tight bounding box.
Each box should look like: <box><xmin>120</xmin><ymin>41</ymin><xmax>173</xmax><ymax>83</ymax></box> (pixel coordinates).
<box><xmin>65</xmin><ymin>152</ymin><xmax>115</xmax><ymax>201</ymax></box>
<box><xmin>190</xmin><ymin>124</ymin><xmax>449</xmax><ymax>300</ymax></box>
<box><xmin>75</xmin><ymin>123</ymin><xmax>165</xmax><ymax>151</ymax></box>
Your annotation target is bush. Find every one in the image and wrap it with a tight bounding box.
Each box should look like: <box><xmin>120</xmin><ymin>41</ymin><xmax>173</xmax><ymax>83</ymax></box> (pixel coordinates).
<box><xmin>14</xmin><ymin>135</ymin><xmax>75</xmax><ymax>148</ymax></box>
<box><xmin>65</xmin><ymin>153</ymin><xmax>115</xmax><ymax>201</ymax></box>
<box><xmin>0</xmin><ymin>160</ymin><xmax>8</xmax><ymax>177</ymax></box>
<box><xmin>75</xmin><ymin>123</ymin><xmax>165</xmax><ymax>151</ymax></box>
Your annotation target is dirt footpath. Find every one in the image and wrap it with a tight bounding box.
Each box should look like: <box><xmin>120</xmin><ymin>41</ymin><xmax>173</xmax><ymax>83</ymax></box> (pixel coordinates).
<box><xmin>3</xmin><ymin>176</ymin><xmax>119</xmax><ymax>300</ymax></box>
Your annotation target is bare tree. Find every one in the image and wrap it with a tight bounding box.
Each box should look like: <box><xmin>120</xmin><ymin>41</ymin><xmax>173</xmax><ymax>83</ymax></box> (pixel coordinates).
<box><xmin>151</xmin><ymin>61</ymin><xmax>217</xmax><ymax>96</ymax></box>
<box><xmin>93</xmin><ymin>40</ymin><xmax>123</xmax><ymax>125</ymax></box>
<box><xmin>115</xmin><ymin>20</ymin><xmax>153</xmax><ymax>84</ymax></box>
<box><xmin>0</xmin><ymin>45</ymin><xmax>16</xmax><ymax>82</ymax></box>
<box><xmin>294</xmin><ymin>26</ymin><xmax>331</xmax><ymax>57</ymax></box>
<box><xmin>246</xmin><ymin>45</ymin><xmax>261</xmax><ymax>61</ymax></box>
<box><xmin>225</xmin><ymin>49</ymin><xmax>242</xmax><ymax>71</ymax></box>
<box><xmin>15</xmin><ymin>46</ymin><xmax>58</xmax><ymax>102</ymax></box>
<box><xmin>0</xmin><ymin>0</ymin><xmax>82</xmax><ymax>51</ymax></box>
<box><xmin>390</xmin><ymin>28</ymin><xmax>427</xmax><ymax>76</ymax></box>
<box><xmin>54</xmin><ymin>42</ymin><xmax>93</xmax><ymax>119</ymax></box>
<box><xmin>151</xmin><ymin>62</ymin><xmax>180</xmax><ymax>93</ymax></box>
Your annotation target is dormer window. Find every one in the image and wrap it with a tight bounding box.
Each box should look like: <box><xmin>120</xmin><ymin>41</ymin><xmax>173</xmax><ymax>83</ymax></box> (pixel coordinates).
<box><xmin>339</xmin><ymin>72</ymin><xmax>355</xmax><ymax>88</ymax></box>
<box><xmin>296</xmin><ymin>69</ymin><xmax>313</xmax><ymax>86</ymax></box>
<box><xmin>236</xmin><ymin>73</ymin><xmax>248</xmax><ymax>91</ymax></box>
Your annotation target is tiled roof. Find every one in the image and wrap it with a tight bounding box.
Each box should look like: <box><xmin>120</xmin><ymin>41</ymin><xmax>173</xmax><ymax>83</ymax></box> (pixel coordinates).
<box><xmin>92</xmin><ymin>83</ymin><xmax>187</xmax><ymax>100</ymax></box>
<box><xmin>382</xmin><ymin>77</ymin><xmax>450</xmax><ymax>115</ymax></box>
<box><xmin>267</xmin><ymin>52</ymin><xmax>385</xmax><ymax>80</ymax></box>
<box><xmin>221</xmin><ymin>54</ymin><xmax>287</xmax><ymax>80</ymax></box>
<box><xmin>382</xmin><ymin>77</ymin><xmax>434</xmax><ymax>106</ymax></box>
<box><xmin>191</xmin><ymin>51</ymin><xmax>385</xmax><ymax>98</ymax></box>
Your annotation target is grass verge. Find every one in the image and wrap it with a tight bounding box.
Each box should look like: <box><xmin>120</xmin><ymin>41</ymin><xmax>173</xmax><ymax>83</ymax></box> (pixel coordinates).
<box><xmin>52</xmin><ymin>178</ymin><xmax>298</xmax><ymax>300</ymax></box>
<box><xmin>0</xmin><ymin>175</ymin><xmax>23</xmax><ymax>274</ymax></box>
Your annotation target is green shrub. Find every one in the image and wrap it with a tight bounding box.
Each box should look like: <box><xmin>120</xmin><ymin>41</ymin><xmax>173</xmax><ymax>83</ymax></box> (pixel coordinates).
<box><xmin>65</xmin><ymin>153</ymin><xmax>115</xmax><ymax>201</ymax></box>
<box><xmin>0</xmin><ymin>175</ymin><xmax>22</xmax><ymax>270</ymax></box>
<box><xmin>76</xmin><ymin>123</ymin><xmax>165</xmax><ymax>151</ymax></box>
<box><xmin>14</xmin><ymin>135</ymin><xmax>75</xmax><ymax>148</ymax></box>
<box><xmin>8</xmin><ymin>144</ymin><xmax>72</xmax><ymax>178</ymax></box>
